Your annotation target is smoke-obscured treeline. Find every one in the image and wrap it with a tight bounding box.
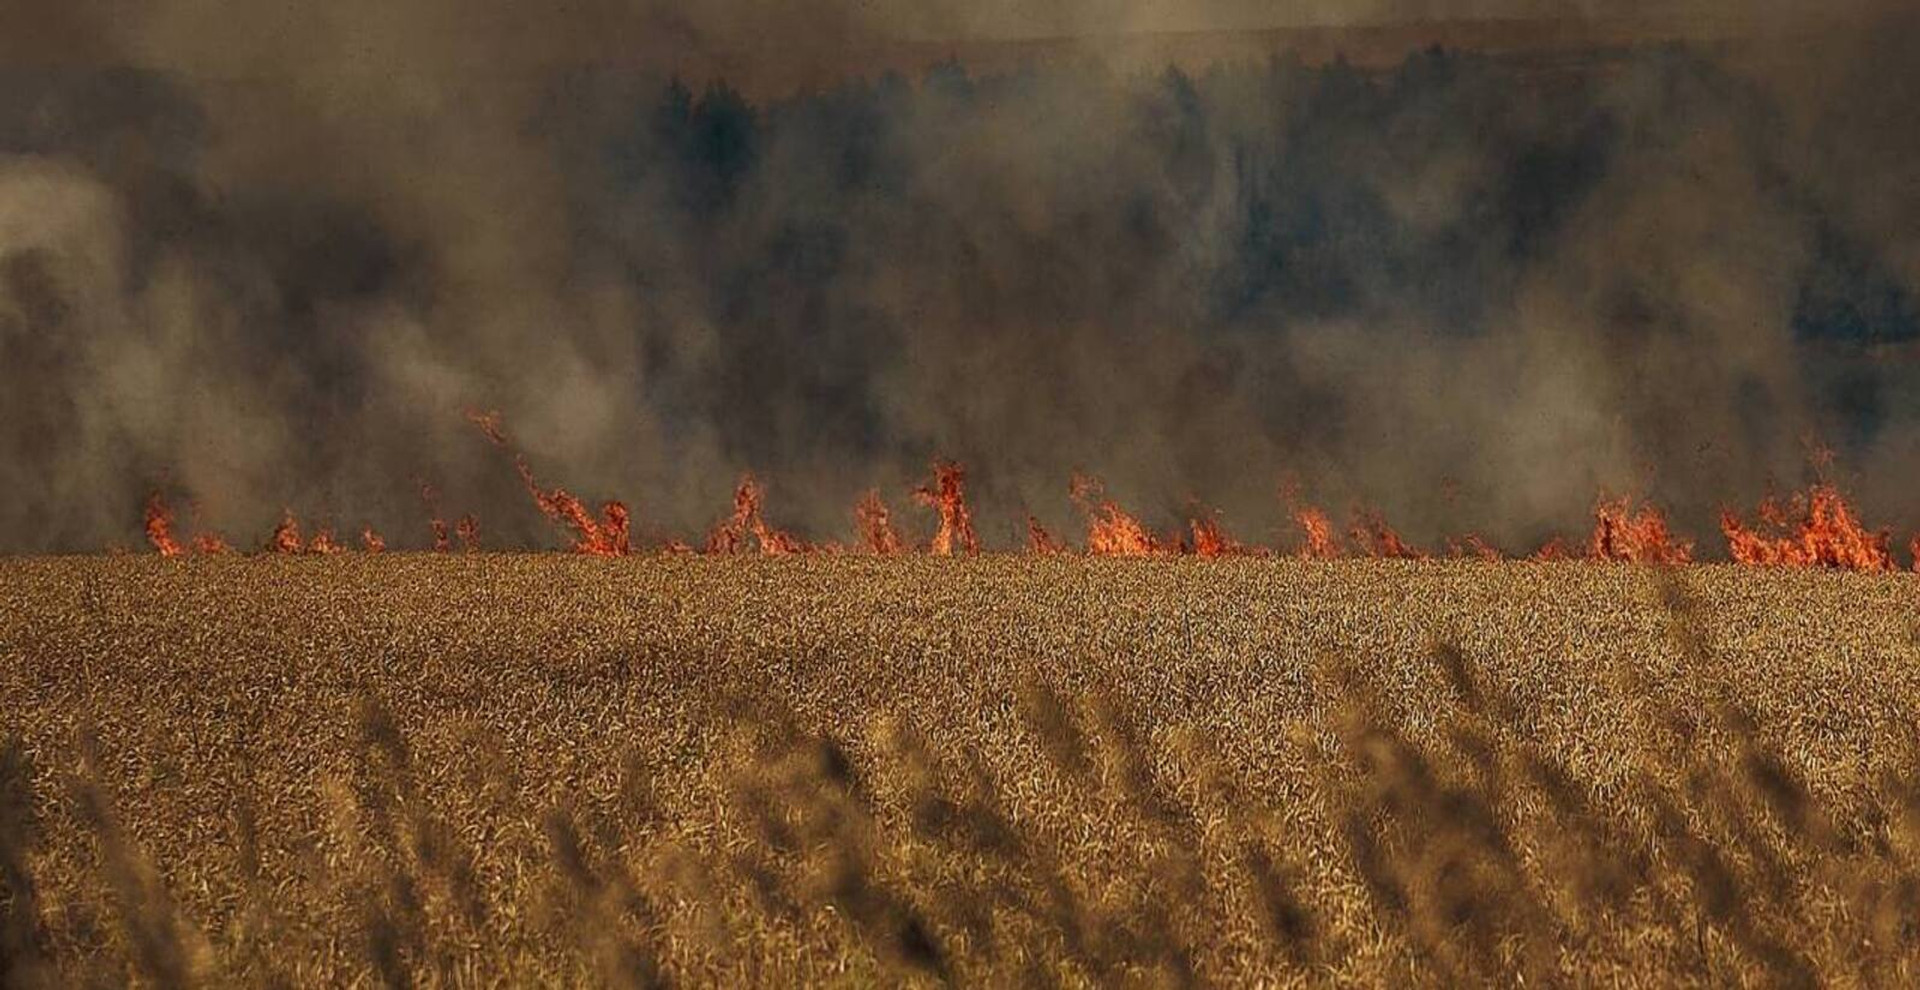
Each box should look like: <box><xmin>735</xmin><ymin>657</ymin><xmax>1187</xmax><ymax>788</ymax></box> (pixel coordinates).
<box><xmin>1</xmin><ymin>14</ymin><xmax>1917</xmax><ymax>552</ymax></box>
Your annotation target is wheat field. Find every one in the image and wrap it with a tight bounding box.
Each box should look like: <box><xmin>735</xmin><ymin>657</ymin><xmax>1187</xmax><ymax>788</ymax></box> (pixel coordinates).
<box><xmin>2</xmin><ymin>555</ymin><xmax>1919</xmax><ymax>987</ymax></box>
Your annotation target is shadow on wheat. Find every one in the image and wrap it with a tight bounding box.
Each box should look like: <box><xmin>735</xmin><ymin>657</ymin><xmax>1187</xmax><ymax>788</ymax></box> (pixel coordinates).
<box><xmin>1</xmin><ymin>556</ymin><xmax>1917</xmax><ymax>985</ymax></box>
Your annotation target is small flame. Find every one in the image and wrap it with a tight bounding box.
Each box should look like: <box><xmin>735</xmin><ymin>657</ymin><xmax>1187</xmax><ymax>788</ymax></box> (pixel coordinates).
<box><xmin>1070</xmin><ymin>475</ymin><xmax>1164</xmax><ymax>556</ymax></box>
<box><xmin>1349</xmin><ymin>509</ymin><xmax>1424</xmax><ymax>559</ymax></box>
<box><xmin>1278</xmin><ymin>482</ymin><xmax>1342</xmax><ymax>559</ymax></box>
<box><xmin>269</xmin><ymin>511</ymin><xmax>304</xmax><ymax>554</ymax></box>
<box><xmin>1587</xmin><ymin>495</ymin><xmax>1691</xmax><ymax>564</ymax></box>
<box><xmin>855</xmin><ymin>490</ymin><xmax>905</xmax><ymax>554</ymax></box>
<box><xmin>914</xmin><ymin>461</ymin><xmax>978</xmax><ymax>556</ymax></box>
<box><xmin>183</xmin><ymin>500</ymin><xmax>231</xmax><ymax>554</ymax></box>
<box><xmin>1186</xmin><ymin>505</ymin><xmax>1242</xmax><ymax>558</ymax></box>
<box><xmin>751</xmin><ymin>508</ymin><xmax>806</xmax><ymax>556</ymax></box>
<box><xmin>465</xmin><ymin>408</ymin><xmax>509</xmax><ymax>447</ymax></box>
<box><xmin>707</xmin><ymin>475</ymin><xmax>807</xmax><ymax>555</ymax></box>
<box><xmin>1531</xmin><ymin>537</ymin><xmax>1576</xmax><ymax>562</ymax></box>
<box><xmin>420</xmin><ymin>482</ymin><xmax>452</xmax><ymax>552</ymax></box>
<box><xmin>1293</xmin><ymin>506</ymin><xmax>1341</xmax><ymax>560</ymax></box>
<box><xmin>1720</xmin><ymin>482</ymin><xmax>1893</xmax><ymax>571</ymax></box>
<box><xmin>1445</xmin><ymin>534</ymin><xmax>1503</xmax><ymax>561</ymax></box>
<box><xmin>456</xmin><ymin>515</ymin><xmax>481</xmax><ymax>552</ymax></box>
<box><xmin>144</xmin><ymin>492</ymin><xmax>183</xmax><ymax>557</ymax></box>
<box><xmin>1027</xmin><ymin>515</ymin><xmax>1068</xmax><ymax>554</ymax></box>
<box><xmin>134</xmin><ymin>421</ymin><xmax>1920</xmax><ymax>565</ymax></box>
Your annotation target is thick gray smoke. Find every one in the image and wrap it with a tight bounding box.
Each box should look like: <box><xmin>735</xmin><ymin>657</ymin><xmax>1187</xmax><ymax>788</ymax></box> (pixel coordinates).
<box><xmin>0</xmin><ymin>1</ymin><xmax>1917</xmax><ymax>553</ymax></box>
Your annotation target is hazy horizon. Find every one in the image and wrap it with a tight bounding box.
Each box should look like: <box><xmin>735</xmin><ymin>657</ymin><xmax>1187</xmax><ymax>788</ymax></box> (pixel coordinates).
<box><xmin>1</xmin><ymin>1</ymin><xmax>1918</xmax><ymax>553</ymax></box>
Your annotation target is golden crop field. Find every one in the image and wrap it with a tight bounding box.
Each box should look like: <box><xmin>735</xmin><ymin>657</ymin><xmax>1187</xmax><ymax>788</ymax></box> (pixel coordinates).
<box><xmin>2</xmin><ymin>555</ymin><xmax>1919</xmax><ymax>987</ymax></box>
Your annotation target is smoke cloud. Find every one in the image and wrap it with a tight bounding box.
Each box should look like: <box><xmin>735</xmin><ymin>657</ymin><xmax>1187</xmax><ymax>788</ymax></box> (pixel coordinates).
<box><xmin>0</xmin><ymin>1</ymin><xmax>1917</xmax><ymax>552</ymax></box>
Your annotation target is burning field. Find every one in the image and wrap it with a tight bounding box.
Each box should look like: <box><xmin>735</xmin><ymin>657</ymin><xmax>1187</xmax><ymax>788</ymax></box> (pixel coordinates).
<box><xmin>3</xmin><ymin>553</ymin><xmax>1920</xmax><ymax>986</ymax></box>
<box><xmin>7</xmin><ymin>0</ymin><xmax>1920</xmax><ymax>985</ymax></box>
<box><xmin>137</xmin><ymin>422</ymin><xmax>1920</xmax><ymax>572</ymax></box>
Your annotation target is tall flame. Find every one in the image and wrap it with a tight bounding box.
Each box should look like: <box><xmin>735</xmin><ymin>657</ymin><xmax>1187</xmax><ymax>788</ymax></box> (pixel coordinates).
<box><xmin>362</xmin><ymin>527</ymin><xmax>386</xmax><ymax>553</ymax></box>
<box><xmin>854</xmin><ymin>490</ymin><xmax>904</xmax><ymax>554</ymax></box>
<box><xmin>1293</xmin><ymin>506</ymin><xmax>1341</xmax><ymax>560</ymax></box>
<box><xmin>516</xmin><ymin>458</ymin><xmax>630</xmax><ymax>556</ymax></box>
<box><xmin>144</xmin><ymin>492</ymin><xmax>183</xmax><ymax>557</ymax></box>
<box><xmin>602</xmin><ymin>502</ymin><xmax>631</xmax><ymax>556</ymax></box>
<box><xmin>468</xmin><ymin>409</ymin><xmax>630</xmax><ymax>556</ymax></box>
<box><xmin>706</xmin><ymin>475</ymin><xmax>807</xmax><ymax>555</ymax></box>
<box><xmin>914</xmin><ymin>461</ymin><xmax>978</xmax><ymax>556</ymax></box>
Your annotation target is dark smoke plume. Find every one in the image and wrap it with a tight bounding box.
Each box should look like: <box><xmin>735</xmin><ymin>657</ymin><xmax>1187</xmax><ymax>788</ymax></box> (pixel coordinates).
<box><xmin>0</xmin><ymin>1</ymin><xmax>1917</xmax><ymax>552</ymax></box>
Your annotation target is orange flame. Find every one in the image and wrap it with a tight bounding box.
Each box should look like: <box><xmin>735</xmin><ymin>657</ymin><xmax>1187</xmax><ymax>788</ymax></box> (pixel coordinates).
<box><xmin>1278</xmin><ymin>482</ymin><xmax>1342</xmax><ymax>559</ymax></box>
<box><xmin>1070</xmin><ymin>475</ymin><xmax>1164</xmax><ymax>556</ymax></box>
<box><xmin>1027</xmin><ymin>515</ymin><xmax>1068</xmax><ymax>554</ymax></box>
<box><xmin>855</xmin><ymin>490</ymin><xmax>905</xmax><ymax>554</ymax></box>
<box><xmin>1720</xmin><ymin>483</ymin><xmax>1893</xmax><ymax>571</ymax></box>
<box><xmin>1531</xmin><ymin>536</ymin><xmax>1576</xmax><ymax>562</ymax></box>
<box><xmin>705</xmin><ymin>477</ymin><xmax>756</xmax><ymax>553</ymax></box>
<box><xmin>307</xmin><ymin>527</ymin><xmax>345</xmax><ymax>555</ymax></box>
<box><xmin>269</xmin><ymin>511</ymin><xmax>303</xmax><ymax>554</ymax></box>
<box><xmin>1293</xmin><ymin>506</ymin><xmax>1341</xmax><ymax>559</ymax></box>
<box><xmin>516</xmin><ymin>457</ymin><xmax>631</xmax><ymax>556</ymax></box>
<box><xmin>1187</xmin><ymin>506</ymin><xmax>1243</xmax><ymax>558</ymax></box>
<box><xmin>602</xmin><ymin>502</ymin><xmax>631</xmax><ymax>556</ymax></box>
<box><xmin>1349</xmin><ymin>509</ymin><xmax>1425</xmax><ymax>559</ymax></box>
<box><xmin>144</xmin><ymin>492</ymin><xmax>183</xmax><ymax>557</ymax></box>
<box><xmin>1445</xmin><ymin>534</ymin><xmax>1503</xmax><ymax>561</ymax></box>
<box><xmin>914</xmin><ymin>461</ymin><xmax>978</xmax><ymax>556</ymax></box>
<box><xmin>467</xmin><ymin>412</ymin><xmax>629</xmax><ymax>556</ymax></box>
<box><xmin>420</xmin><ymin>483</ymin><xmax>452</xmax><ymax>552</ymax></box>
<box><xmin>135</xmin><ymin>420</ymin><xmax>1920</xmax><ymax>566</ymax></box>
<box><xmin>1587</xmin><ymin>495</ymin><xmax>1691</xmax><ymax>564</ymax></box>
<box><xmin>465</xmin><ymin>408</ymin><xmax>509</xmax><ymax>447</ymax></box>
<box><xmin>751</xmin><ymin>502</ymin><xmax>806</xmax><ymax>555</ymax></box>
<box><xmin>706</xmin><ymin>475</ymin><xmax>807</xmax><ymax>555</ymax></box>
